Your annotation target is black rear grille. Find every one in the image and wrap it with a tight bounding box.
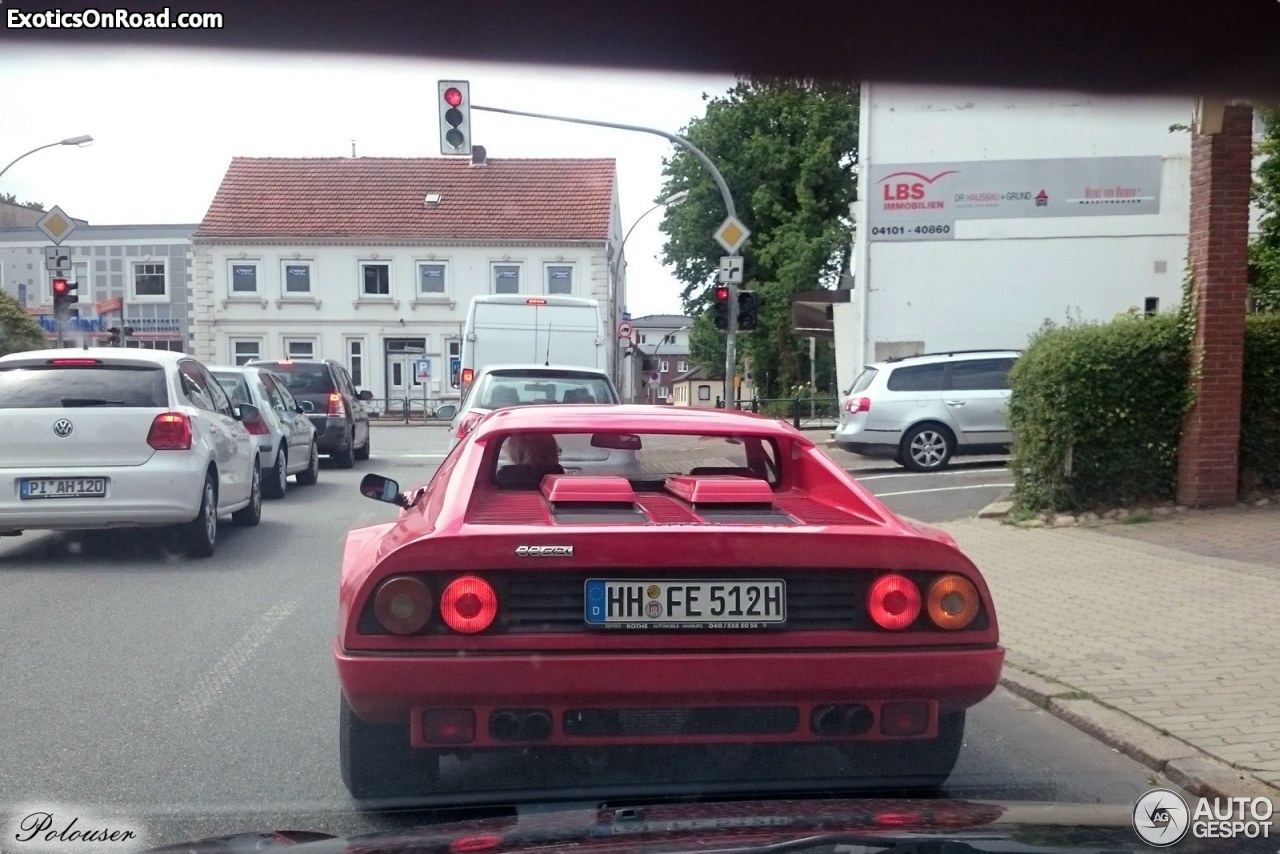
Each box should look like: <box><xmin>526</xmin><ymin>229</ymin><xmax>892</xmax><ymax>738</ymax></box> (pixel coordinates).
<box><xmin>500</xmin><ymin>571</ymin><xmax>864</xmax><ymax>633</ymax></box>
<box><xmin>563</xmin><ymin>706</ymin><xmax>798</xmax><ymax>736</ymax></box>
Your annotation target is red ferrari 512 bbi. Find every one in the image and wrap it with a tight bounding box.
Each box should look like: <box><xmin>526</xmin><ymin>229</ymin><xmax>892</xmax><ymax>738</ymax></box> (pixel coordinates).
<box><xmin>333</xmin><ymin>405</ymin><xmax>1004</xmax><ymax>800</ymax></box>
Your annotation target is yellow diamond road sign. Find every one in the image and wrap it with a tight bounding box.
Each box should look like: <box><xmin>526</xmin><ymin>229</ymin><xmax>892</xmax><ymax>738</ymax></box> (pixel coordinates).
<box><xmin>714</xmin><ymin>216</ymin><xmax>750</xmax><ymax>253</ymax></box>
<box><xmin>37</xmin><ymin>205</ymin><xmax>78</xmax><ymax>245</ymax></box>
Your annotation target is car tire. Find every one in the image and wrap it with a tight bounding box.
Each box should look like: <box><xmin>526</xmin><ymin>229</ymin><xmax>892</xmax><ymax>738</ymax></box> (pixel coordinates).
<box><xmin>354</xmin><ymin>430</ymin><xmax>370</xmax><ymax>461</ymax></box>
<box><xmin>264</xmin><ymin>447</ymin><xmax>288</xmax><ymax>499</ymax></box>
<box><xmin>842</xmin><ymin>710</ymin><xmax>966</xmax><ymax>791</ymax></box>
<box><xmin>179</xmin><ymin>472</ymin><xmax>218</xmax><ymax>558</ymax></box>
<box><xmin>332</xmin><ymin>430</ymin><xmax>356</xmax><ymax>469</ymax></box>
<box><xmin>295</xmin><ymin>441</ymin><xmax>319</xmax><ymax>486</ymax></box>
<box><xmin>232</xmin><ymin>465</ymin><xmax>262</xmax><ymax>526</ymax></box>
<box><xmin>340</xmin><ymin>694</ymin><xmax>440</xmax><ymax>800</ymax></box>
<box><xmin>899</xmin><ymin>423</ymin><xmax>955</xmax><ymax>472</ymax></box>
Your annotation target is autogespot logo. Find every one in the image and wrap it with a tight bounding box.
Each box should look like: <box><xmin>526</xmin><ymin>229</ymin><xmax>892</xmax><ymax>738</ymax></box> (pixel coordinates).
<box><xmin>1134</xmin><ymin>789</ymin><xmax>1191</xmax><ymax>847</ymax></box>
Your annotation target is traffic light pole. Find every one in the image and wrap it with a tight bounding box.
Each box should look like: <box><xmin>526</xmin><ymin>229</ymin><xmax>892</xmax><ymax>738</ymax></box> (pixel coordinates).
<box><xmin>471</xmin><ymin>103</ymin><xmax>743</xmax><ymax>406</ymax></box>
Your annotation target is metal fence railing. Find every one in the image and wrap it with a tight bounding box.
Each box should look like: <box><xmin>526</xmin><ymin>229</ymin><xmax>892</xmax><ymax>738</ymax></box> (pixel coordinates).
<box><xmin>720</xmin><ymin>396</ymin><xmax>841</xmax><ymax>429</ymax></box>
<box><xmin>362</xmin><ymin>398</ymin><xmax>458</xmax><ymax>424</ymax></box>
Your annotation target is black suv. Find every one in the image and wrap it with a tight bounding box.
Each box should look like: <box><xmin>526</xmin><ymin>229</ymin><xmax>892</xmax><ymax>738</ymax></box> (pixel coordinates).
<box><xmin>247</xmin><ymin>359</ymin><xmax>372</xmax><ymax>467</ymax></box>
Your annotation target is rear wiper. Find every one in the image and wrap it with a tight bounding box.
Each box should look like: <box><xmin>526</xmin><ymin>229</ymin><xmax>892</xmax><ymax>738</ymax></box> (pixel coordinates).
<box><xmin>61</xmin><ymin>398</ymin><xmax>127</xmax><ymax>407</ymax></box>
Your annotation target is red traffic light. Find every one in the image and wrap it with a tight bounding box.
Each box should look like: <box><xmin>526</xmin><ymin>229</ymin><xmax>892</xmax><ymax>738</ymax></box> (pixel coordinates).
<box><xmin>715</xmin><ymin>286</ymin><xmax>730</xmax><ymax>301</ymax></box>
<box><xmin>444</xmin><ymin>87</ymin><xmax>464</xmax><ymax>107</ymax></box>
<box><xmin>53</xmin><ymin>278</ymin><xmax>68</xmax><ymax>294</ymax></box>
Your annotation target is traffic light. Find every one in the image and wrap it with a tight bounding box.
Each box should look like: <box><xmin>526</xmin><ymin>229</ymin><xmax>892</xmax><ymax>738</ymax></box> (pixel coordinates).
<box><xmin>712</xmin><ymin>286</ymin><xmax>730</xmax><ymax>330</ymax></box>
<box><xmin>52</xmin><ymin>277</ymin><xmax>78</xmax><ymax>317</ymax></box>
<box><xmin>438</xmin><ymin>80</ymin><xmax>471</xmax><ymax>156</ymax></box>
<box><xmin>737</xmin><ymin>290</ymin><xmax>760</xmax><ymax>331</ymax></box>
<box><xmin>108</xmin><ymin>327</ymin><xmax>122</xmax><ymax>346</ymax></box>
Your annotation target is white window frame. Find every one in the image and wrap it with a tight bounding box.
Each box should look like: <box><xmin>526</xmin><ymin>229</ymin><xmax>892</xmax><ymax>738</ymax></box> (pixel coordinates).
<box><xmin>230</xmin><ymin>337</ymin><xmax>263</xmax><ymax>366</ymax></box>
<box><xmin>359</xmin><ymin>261</ymin><xmax>393</xmax><ymax>299</ymax></box>
<box><xmin>130</xmin><ymin>259</ymin><xmax>169</xmax><ymax>302</ymax></box>
<box><xmin>346</xmin><ymin>337</ymin><xmax>366</xmax><ymax>388</ymax></box>
<box><xmin>491</xmin><ymin>262</ymin><xmax>523</xmax><ymax>295</ymax></box>
<box><xmin>657</xmin><ymin>386</ymin><xmax>669</xmax><ymax>400</ymax></box>
<box><xmin>416</xmin><ymin>260</ymin><xmax>449</xmax><ymax>298</ymax></box>
<box><xmin>544</xmin><ymin>262</ymin><xmax>575</xmax><ymax>296</ymax></box>
<box><xmin>659</xmin><ymin>360</ymin><xmax>670</xmax><ymax>373</ymax></box>
<box><xmin>678</xmin><ymin>360</ymin><xmax>689</xmax><ymax>373</ymax></box>
<box><xmin>281</xmin><ymin>260</ymin><xmax>314</xmax><ymax>297</ymax></box>
<box><xmin>283</xmin><ymin>337</ymin><xmax>317</xmax><ymax>360</ymax></box>
<box><xmin>228</xmin><ymin>260</ymin><xmax>260</xmax><ymax>297</ymax></box>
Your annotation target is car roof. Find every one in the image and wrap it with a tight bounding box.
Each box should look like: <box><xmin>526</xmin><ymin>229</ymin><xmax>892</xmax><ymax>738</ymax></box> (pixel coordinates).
<box><xmin>0</xmin><ymin>346</ymin><xmax>189</xmax><ymax>366</ymax></box>
<box><xmin>477</xmin><ymin>364</ymin><xmax>611</xmax><ymax>377</ymax></box>
<box><xmin>469</xmin><ymin>403</ymin><xmax>806</xmax><ymax>440</ymax></box>
<box><xmin>873</xmin><ymin>349</ymin><xmax>1021</xmax><ymax>367</ymax></box>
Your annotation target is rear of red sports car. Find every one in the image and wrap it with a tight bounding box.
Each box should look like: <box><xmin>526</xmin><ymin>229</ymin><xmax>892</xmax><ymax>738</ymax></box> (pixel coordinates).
<box><xmin>334</xmin><ymin>406</ymin><xmax>1003</xmax><ymax>799</ymax></box>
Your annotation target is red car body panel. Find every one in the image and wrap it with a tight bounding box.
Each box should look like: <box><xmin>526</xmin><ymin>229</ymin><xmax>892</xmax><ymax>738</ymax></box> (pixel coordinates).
<box><xmin>335</xmin><ymin>406</ymin><xmax>1003</xmax><ymax>750</ymax></box>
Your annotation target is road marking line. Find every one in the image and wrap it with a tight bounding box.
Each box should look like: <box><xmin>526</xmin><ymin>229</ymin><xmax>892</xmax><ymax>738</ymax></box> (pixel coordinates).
<box><xmin>385</xmin><ymin>453</ymin><xmax>448</xmax><ymax>459</ymax></box>
<box><xmin>855</xmin><ymin>467</ymin><xmax>1008</xmax><ymax>481</ymax></box>
<box><xmin>176</xmin><ymin>598</ymin><xmax>299</xmax><ymax>717</ymax></box>
<box><xmin>873</xmin><ymin>483</ymin><xmax>1014</xmax><ymax>498</ymax></box>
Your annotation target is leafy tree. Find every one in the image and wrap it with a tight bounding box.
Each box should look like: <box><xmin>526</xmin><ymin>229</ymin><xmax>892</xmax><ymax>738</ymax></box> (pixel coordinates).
<box><xmin>0</xmin><ymin>288</ymin><xmax>48</xmax><ymax>356</ymax></box>
<box><xmin>657</xmin><ymin>78</ymin><xmax>858</xmax><ymax>396</ymax></box>
<box><xmin>0</xmin><ymin>192</ymin><xmax>44</xmax><ymax>210</ymax></box>
<box><xmin>1250</xmin><ymin>104</ymin><xmax>1280</xmax><ymax>313</ymax></box>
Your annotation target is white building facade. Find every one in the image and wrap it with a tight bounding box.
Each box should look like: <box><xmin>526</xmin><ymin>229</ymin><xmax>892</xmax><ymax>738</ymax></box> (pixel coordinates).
<box><xmin>191</xmin><ymin>155</ymin><xmax>621</xmax><ymax>408</ymax></box>
<box><xmin>836</xmin><ymin>83</ymin><xmax>1198</xmax><ymax>394</ymax></box>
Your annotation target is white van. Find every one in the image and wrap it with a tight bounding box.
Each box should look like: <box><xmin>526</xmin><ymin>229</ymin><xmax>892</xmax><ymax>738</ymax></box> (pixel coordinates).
<box><xmin>456</xmin><ymin>295</ymin><xmax>606</xmax><ymax>396</ymax></box>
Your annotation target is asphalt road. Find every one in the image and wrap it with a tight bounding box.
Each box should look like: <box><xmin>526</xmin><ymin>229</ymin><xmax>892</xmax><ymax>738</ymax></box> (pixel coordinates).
<box><xmin>0</xmin><ymin>426</ymin><xmax>1169</xmax><ymax>850</ymax></box>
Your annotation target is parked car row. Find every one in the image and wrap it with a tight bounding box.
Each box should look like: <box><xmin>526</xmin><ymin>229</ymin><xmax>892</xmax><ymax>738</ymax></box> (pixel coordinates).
<box><xmin>0</xmin><ymin>349</ymin><xmax>371</xmax><ymax>558</ymax></box>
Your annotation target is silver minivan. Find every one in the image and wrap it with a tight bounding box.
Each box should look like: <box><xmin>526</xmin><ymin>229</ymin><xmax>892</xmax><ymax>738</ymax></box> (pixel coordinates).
<box><xmin>833</xmin><ymin>350</ymin><xmax>1019</xmax><ymax>471</ymax></box>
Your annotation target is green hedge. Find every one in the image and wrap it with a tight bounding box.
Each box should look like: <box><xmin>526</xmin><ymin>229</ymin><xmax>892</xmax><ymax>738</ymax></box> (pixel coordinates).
<box><xmin>1241</xmin><ymin>313</ymin><xmax>1280</xmax><ymax>489</ymax></box>
<box><xmin>1009</xmin><ymin>313</ymin><xmax>1191</xmax><ymax>512</ymax></box>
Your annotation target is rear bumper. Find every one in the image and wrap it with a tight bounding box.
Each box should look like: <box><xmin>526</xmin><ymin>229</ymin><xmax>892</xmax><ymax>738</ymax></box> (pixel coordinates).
<box><xmin>0</xmin><ymin>457</ymin><xmax>206</xmax><ymax>531</ymax></box>
<box><xmin>313</xmin><ymin>418</ymin><xmax>350</xmax><ymax>454</ymax></box>
<box><xmin>335</xmin><ymin>642</ymin><xmax>1004</xmax><ymax>748</ymax></box>
<box><xmin>832</xmin><ymin>421</ymin><xmax>903</xmax><ymax>456</ymax></box>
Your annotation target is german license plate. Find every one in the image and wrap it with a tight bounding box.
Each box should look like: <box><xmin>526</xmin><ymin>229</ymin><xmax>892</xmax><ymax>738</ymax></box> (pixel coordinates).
<box><xmin>19</xmin><ymin>477</ymin><xmax>108</xmax><ymax>499</ymax></box>
<box><xmin>585</xmin><ymin>579</ymin><xmax>785</xmax><ymax>628</ymax></box>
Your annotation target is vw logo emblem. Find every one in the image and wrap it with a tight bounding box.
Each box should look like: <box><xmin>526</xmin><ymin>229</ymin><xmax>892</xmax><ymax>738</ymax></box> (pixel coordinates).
<box><xmin>52</xmin><ymin>419</ymin><xmax>74</xmax><ymax>438</ymax></box>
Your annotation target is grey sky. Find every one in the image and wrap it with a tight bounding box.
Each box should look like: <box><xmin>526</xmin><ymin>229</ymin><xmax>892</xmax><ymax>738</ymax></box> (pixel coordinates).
<box><xmin>0</xmin><ymin>44</ymin><xmax>736</xmax><ymax>317</ymax></box>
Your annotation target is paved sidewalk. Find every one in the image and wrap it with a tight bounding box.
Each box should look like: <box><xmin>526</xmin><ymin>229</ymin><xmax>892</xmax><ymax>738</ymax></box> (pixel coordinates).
<box><xmin>939</xmin><ymin>506</ymin><xmax>1280</xmax><ymax>798</ymax></box>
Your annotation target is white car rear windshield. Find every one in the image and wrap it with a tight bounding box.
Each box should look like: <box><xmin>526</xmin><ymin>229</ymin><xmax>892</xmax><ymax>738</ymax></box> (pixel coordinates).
<box><xmin>0</xmin><ymin>364</ymin><xmax>168</xmax><ymax>408</ymax></box>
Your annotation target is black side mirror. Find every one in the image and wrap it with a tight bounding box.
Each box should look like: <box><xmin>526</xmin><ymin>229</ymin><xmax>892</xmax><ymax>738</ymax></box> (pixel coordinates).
<box><xmin>360</xmin><ymin>473</ymin><xmax>406</xmax><ymax>507</ymax></box>
<box><xmin>234</xmin><ymin>403</ymin><xmax>261</xmax><ymax>422</ymax></box>
<box><xmin>299</xmin><ymin>400</ymin><xmax>315</xmax><ymax>413</ymax></box>
<box><xmin>358</xmin><ymin>389</ymin><xmax>374</xmax><ymax>401</ymax></box>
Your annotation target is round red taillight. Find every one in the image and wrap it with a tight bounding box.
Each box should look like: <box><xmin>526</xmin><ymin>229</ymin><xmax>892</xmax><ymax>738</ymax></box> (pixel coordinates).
<box><xmin>867</xmin><ymin>574</ymin><xmax>922</xmax><ymax>630</ymax></box>
<box><xmin>373</xmin><ymin>576</ymin><xmax>433</xmax><ymax>635</ymax></box>
<box><xmin>441</xmin><ymin>576</ymin><xmax>498</xmax><ymax>634</ymax></box>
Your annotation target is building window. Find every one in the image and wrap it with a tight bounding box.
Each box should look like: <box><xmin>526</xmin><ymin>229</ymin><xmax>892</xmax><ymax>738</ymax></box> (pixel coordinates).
<box><xmin>284</xmin><ymin>338</ymin><xmax>315</xmax><ymax>360</ymax></box>
<box><xmin>347</xmin><ymin>338</ymin><xmax>364</xmax><ymax>387</ymax></box>
<box><xmin>660</xmin><ymin>360</ymin><xmax>670</xmax><ymax>373</ymax></box>
<box><xmin>640</xmin><ymin>334</ymin><xmax>647</xmax><ymax>344</ymax></box>
<box><xmin>284</xmin><ymin>263</ymin><xmax>312</xmax><ymax>294</ymax></box>
<box><xmin>447</xmin><ymin>338</ymin><xmax>461</xmax><ymax>386</ymax></box>
<box><xmin>698</xmin><ymin>385</ymin><xmax>711</xmax><ymax>401</ymax></box>
<box><xmin>132</xmin><ymin>261</ymin><xmax>167</xmax><ymax>300</ymax></box>
<box><xmin>231</xmin><ymin>339</ymin><xmax>262</xmax><ymax>366</ymax></box>
<box><xmin>657</xmin><ymin>386</ymin><xmax>669</xmax><ymax>400</ymax></box>
<box><xmin>678</xmin><ymin>360</ymin><xmax>689</xmax><ymax>373</ymax></box>
<box><xmin>230</xmin><ymin>263</ymin><xmax>258</xmax><ymax>294</ymax></box>
<box><xmin>418</xmin><ymin>262</ymin><xmax>447</xmax><ymax>295</ymax></box>
<box><xmin>492</xmin><ymin>263</ymin><xmax>521</xmax><ymax>294</ymax></box>
<box><xmin>361</xmin><ymin>263</ymin><xmax>390</xmax><ymax>297</ymax></box>
<box><xmin>546</xmin><ymin>264</ymin><xmax>573</xmax><ymax>295</ymax></box>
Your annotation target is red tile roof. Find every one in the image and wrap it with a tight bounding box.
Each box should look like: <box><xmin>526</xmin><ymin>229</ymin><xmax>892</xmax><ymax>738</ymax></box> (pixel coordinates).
<box><xmin>196</xmin><ymin>157</ymin><xmax>616</xmax><ymax>241</ymax></box>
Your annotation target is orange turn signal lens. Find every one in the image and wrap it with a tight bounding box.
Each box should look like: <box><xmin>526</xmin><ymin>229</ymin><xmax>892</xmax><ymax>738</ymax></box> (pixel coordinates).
<box><xmin>926</xmin><ymin>575</ymin><xmax>980</xmax><ymax>630</ymax></box>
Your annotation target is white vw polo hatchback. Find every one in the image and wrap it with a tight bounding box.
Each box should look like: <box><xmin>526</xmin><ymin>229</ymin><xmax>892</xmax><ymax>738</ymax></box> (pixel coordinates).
<box><xmin>0</xmin><ymin>347</ymin><xmax>262</xmax><ymax>557</ymax></box>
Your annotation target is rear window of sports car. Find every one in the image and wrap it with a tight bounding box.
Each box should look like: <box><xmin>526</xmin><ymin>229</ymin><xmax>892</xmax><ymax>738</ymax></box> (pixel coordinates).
<box><xmin>0</xmin><ymin>364</ymin><xmax>168</xmax><ymax>408</ymax></box>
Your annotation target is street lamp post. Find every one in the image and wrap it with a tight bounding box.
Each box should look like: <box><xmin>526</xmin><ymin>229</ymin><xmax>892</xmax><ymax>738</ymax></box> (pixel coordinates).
<box><xmin>612</xmin><ymin>190</ymin><xmax>689</xmax><ymax>399</ymax></box>
<box><xmin>646</xmin><ymin>324</ymin><xmax>690</xmax><ymax>405</ymax></box>
<box><xmin>0</xmin><ymin>135</ymin><xmax>94</xmax><ymax>181</ymax></box>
